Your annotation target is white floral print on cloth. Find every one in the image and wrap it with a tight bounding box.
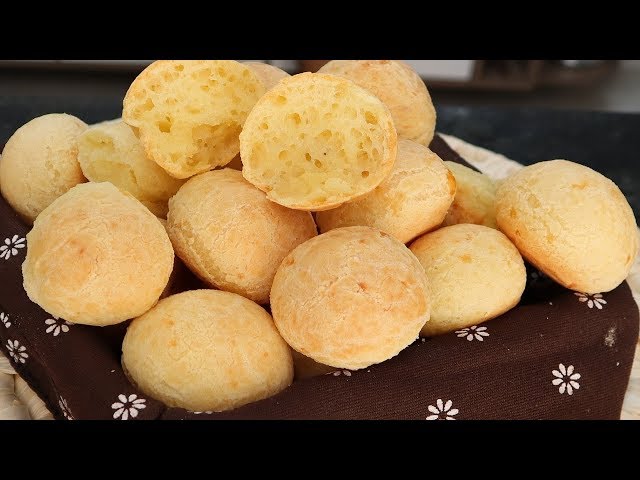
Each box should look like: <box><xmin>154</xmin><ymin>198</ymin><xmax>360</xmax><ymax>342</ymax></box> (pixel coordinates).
<box><xmin>426</xmin><ymin>399</ymin><xmax>459</xmax><ymax>420</ymax></box>
<box><xmin>0</xmin><ymin>235</ymin><xmax>25</xmax><ymax>260</ymax></box>
<box><xmin>6</xmin><ymin>339</ymin><xmax>28</xmax><ymax>364</ymax></box>
<box><xmin>331</xmin><ymin>370</ymin><xmax>352</xmax><ymax>377</ymax></box>
<box><xmin>45</xmin><ymin>316</ymin><xmax>73</xmax><ymax>336</ymax></box>
<box><xmin>574</xmin><ymin>292</ymin><xmax>607</xmax><ymax>309</ymax></box>
<box><xmin>455</xmin><ymin>325</ymin><xmax>489</xmax><ymax>341</ymax></box>
<box><xmin>1</xmin><ymin>312</ymin><xmax>9</xmax><ymax>328</ymax></box>
<box><xmin>111</xmin><ymin>393</ymin><xmax>146</xmax><ymax>420</ymax></box>
<box><xmin>59</xmin><ymin>397</ymin><xmax>74</xmax><ymax>420</ymax></box>
<box><xmin>552</xmin><ymin>363</ymin><xmax>581</xmax><ymax>395</ymax></box>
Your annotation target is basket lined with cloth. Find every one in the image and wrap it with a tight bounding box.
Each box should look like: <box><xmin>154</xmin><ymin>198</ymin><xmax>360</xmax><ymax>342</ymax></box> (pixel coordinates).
<box><xmin>1</xmin><ymin>134</ymin><xmax>639</xmax><ymax>420</ymax></box>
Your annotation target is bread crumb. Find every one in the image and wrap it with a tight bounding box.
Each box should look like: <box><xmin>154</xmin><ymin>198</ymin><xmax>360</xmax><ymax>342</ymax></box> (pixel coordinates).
<box><xmin>604</xmin><ymin>326</ymin><xmax>617</xmax><ymax>347</ymax></box>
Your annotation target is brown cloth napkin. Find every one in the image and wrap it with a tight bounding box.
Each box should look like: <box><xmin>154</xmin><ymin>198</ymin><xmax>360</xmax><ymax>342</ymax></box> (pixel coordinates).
<box><xmin>1</xmin><ymin>135</ymin><xmax>637</xmax><ymax>420</ymax></box>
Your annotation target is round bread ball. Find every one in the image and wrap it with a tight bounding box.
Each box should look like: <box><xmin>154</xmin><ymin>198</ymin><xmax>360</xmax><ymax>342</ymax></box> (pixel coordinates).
<box><xmin>271</xmin><ymin>226</ymin><xmax>430</xmax><ymax>370</ymax></box>
<box><xmin>443</xmin><ymin>161</ymin><xmax>497</xmax><ymax>228</ymax></box>
<box><xmin>240</xmin><ymin>72</ymin><xmax>398</xmax><ymax>211</ymax></box>
<box><xmin>122</xmin><ymin>289</ymin><xmax>293</xmax><ymax>412</ymax></box>
<box><xmin>22</xmin><ymin>182</ymin><xmax>174</xmax><ymax>326</ymax></box>
<box><xmin>316</xmin><ymin>139</ymin><xmax>455</xmax><ymax>243</ymax></box>
<box><xmin>78</xmin><ymin>119</ymin><xmax>185</xmax><ymax>217</ymax></box>
<box><xmin>167</xmin><ymin>169</ymin><xmax>317</xmax><ymax>304</ymax></box>
<box><xmin>414</xmin><ymin>129</ymin><xmax>435</xmax><ymax>148</ymax></box>
<box><xmin>496</xmin><ymin>159</ymin><xmax>639</xmax><ymax>293</ymax></box>
<box><xmin>319</xmin><ymin>60</ymin><xmax>436</xmax><ymax>146</ymax></box>
<box><xmin>410</xmin><ymin>224</ymin><xmax>526</xmax><ymax>336</ymax></box>
<box><xmin>123</xmin><ymin>60</ymin><xmax>265</xmax><ymax>179</ymax></box>
<box><xmin>0</xmin><ymin>113</ymin><xmax>87</xmax><ymax>223</ymax></box>
<box><xmin>244</xmin><ymin>62</ymin><xmax>290</xmax><ymax>91</ymax></box>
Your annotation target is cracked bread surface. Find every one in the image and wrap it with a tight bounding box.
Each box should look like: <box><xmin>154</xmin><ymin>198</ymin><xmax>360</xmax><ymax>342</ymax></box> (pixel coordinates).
<box><xmin>0</xmin><ymin>113</ymin><xmax>87</xmax><ymax>223</ymax></box>
<box><xmin>122</xmin><ymin>289</ymin><xmax>293</xmax><ymax>412</ymax></box>
<box><xmin>123</xmin><ymin>60</ymin><xmax>265</xmax><ymax>179</ymax></box>
<box><xmin>410</xmin><ymin>224</ymin><xmax>526</xmax><ymax>336</ymax></box>
<box><xmin>240</xmin><ymin>73</ymin><xmax>397</xmax><ymax>211</ymax></box>
<box><xmin>22</xmin><ymin>182</ymin><xmax>174</xmax><ymax>326</ymax></box>
<box><xmin>319</xmin><ymin>60</ymin><xmax>436</xmax><ymax>146</ymax></box>
<box><xmin>78</xmin><ymin>119</ymin><xmax>185</xmax><ymax>217</ymax></box>
<box><xmin>443</xmin><ymin>161</ymin><xmax>497</xmax><ymax>228</ymax></box>
<box><xmin>316</xmin><ymin>139</ymin><xmax>455</xmax><ymax>244</ymax></box>
<box><xmin>270</xmin><ymin>226</ymin><xmax>430</xmax><ymax>370</ymax></box>
<box><xmin>496</xmin><ymin>159</ymin><xmax>638</xmax><ymax>293</ymax></box>
<box><xmin>167</xmin><ymin>169</ymin><xmax>317</xmax><ymax>304</ymax></box>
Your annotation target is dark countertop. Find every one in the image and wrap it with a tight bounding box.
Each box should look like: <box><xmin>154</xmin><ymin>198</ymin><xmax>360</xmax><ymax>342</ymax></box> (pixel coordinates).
<box><xmin>2</xmin><ymin>96</ymin><xmax>639</xmax><ymax>217</ymax></box>
<box><xmin>436</xmin><ymin>106</ymin><xmax>640</xmax><ymax>217</ymax></box>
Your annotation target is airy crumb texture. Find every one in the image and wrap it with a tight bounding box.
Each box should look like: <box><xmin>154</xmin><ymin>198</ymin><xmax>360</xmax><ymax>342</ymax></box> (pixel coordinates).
<box><xmin>316</xmin><ymin>139</ymin><xmax>455</xmax><ymax>244</ymax></box>
<box><xmin>78</xmin><ymin>119</ymin><xmax>185</xmax><ymax>217</ymax></box>
<box><xmin>270</xmin><ymin>226</ymin><xmax>430</xmax><ymax>370</ymax></box>
<box><xmin>443</xmin><ymin>161</ymin><xmax>497</xmax><ymax>228</ymax></box>
<box><xmin>240</xmin><ymin>72</ymin><xmax>397</xmax><ymax>210</ymax></box>
<box><xmin>122</xmin><ymin>290</ymin><xmax>293</xmax><ymax>412</ymax></box>
<box><xmin>122</xmin><ymin>60</ymin><xmax>265</xmax><ymax>179</ymax></box>
<box><xmin>410</xmin><ymin>224</ymin><xmax>526</xmax><ymax>336</ymax></box>
<box><xmin>22</xmin><ymin>182</ymin><xmax>174</xmax><ymax>326</ymax></box>
<box><xmin>496</xmin><ymin>159</ymin><xmax>639</xmax><ymax>293</ymax></box>
<box><xmin>244</xmin><ymin>62</ymin><xmax>290</xmax><ymax>91</ymax></box>
<box><xmin>0</xmin><ymin>113</ymin><xmax>87</xmax><ymax>223</ymax></box>
<box><xmin>319</xmin><ymin>60</ymin><xmax>436</xmax><ymax>146</ymax></box>
<box><xmin>167</xmin><ymin>169</ymin><xmax>317</xmax><ymax>304</ymax></box>
<box><xmin>226</xmin><ymin>62</ymin><xmax>292</xmax><ymax>173</ymax></box>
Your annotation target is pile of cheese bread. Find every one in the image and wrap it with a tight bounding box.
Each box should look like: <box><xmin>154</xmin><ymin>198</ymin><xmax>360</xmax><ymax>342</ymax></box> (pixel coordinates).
<box><xmin>0</xmin><ymin>60</ymin><xmax>636</xmax><ymax>413</ymax></box>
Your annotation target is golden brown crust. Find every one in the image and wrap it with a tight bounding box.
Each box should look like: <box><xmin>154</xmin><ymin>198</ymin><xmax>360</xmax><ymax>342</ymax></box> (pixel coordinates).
<box><xmin>319</xmin><ymin>60</ymin><xmax>436</xmax><ymax>145</ymax></box>
<box><xmin>0</xmin><ymin>113</ymin><xmax>87</xmax><ymax>223</ymax></box>
<box><xmin>410</xmin><ymin>224</ymin><xmax>526</xmax><ymax>336</ymax></box>
<box><xmin>166</xmin><ymin>169</ymin><xmax>317</xmax><ymax>304</ymax></box>
<box><xmin>122</xmin><ymin>289</ymin><xmax>293</xmax><ymax>412</ymax></box>
<box><xmin>443</xmin><ymin>161</ymin><xmax>497</xmax><ymax>228</ymax></box>
<box><xmin>414</xmin><ymin>129</ymin><xmax>436</xmax><ymax>148</ymax></box>
<box><xmin>122</xmin><ymin>60</ymin><xmax>265</xmax><ymax>179</ymax></box>
<box><xmin>270</xmin><ymin>226</ymin><xmax>430</xmax><ymax>370</ymax></box>
<box><xmin>240</xmin><ymin>72</ymin><xmax>398</xmax><ymax>211</ymax></box>
<box><xmin>78</xmin><ymin>119</ymin><xmax>185</xmax><ymax>218</ymax></box>
<box><xmin>496</xmin><ymin>159</ymin><xmax>639</xmax><ymax>293</ymax></box>
<box><xmin>316</xmin><ymin>140</ymin><xmax>454</xmax><ymax>243</ymax></box>
<box><xmin>22</xmin><ymin>182</ymin><xmax>174</xmax><ymax>326</ymax></box>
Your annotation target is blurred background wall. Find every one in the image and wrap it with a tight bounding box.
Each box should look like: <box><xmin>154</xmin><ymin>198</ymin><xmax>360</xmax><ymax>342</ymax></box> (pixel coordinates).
<box><xmin>1</xmin><ymin>60</ymin><xmax>639</xmax><ymax>112</ymax></box>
